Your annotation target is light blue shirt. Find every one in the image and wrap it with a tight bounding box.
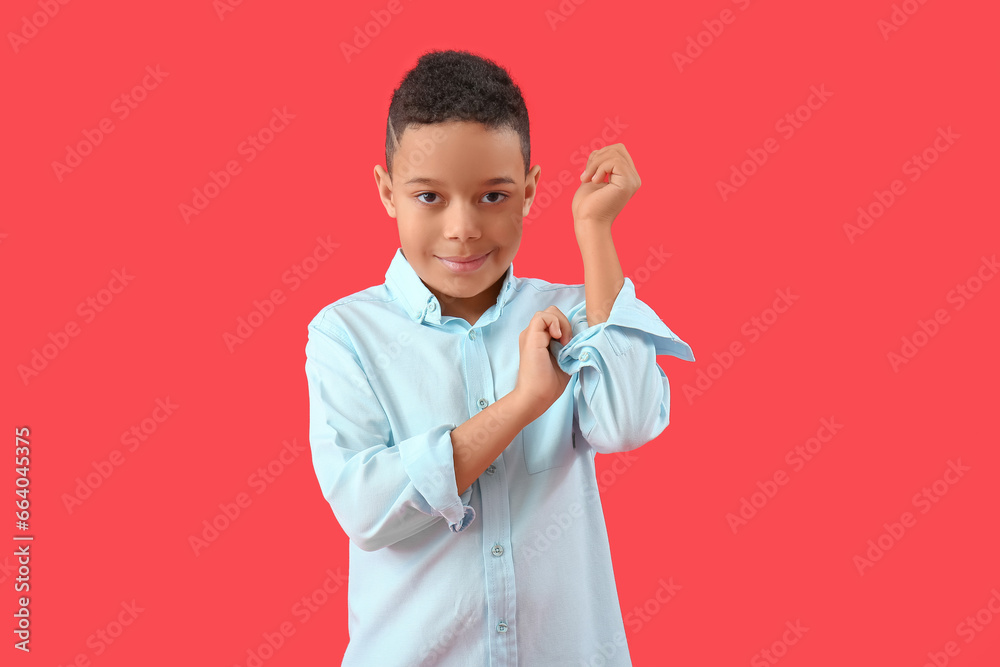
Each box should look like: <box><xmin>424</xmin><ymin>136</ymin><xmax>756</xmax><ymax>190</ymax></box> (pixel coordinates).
<box><xmin>304</xmin><ymin>247</ymin><xmax>695</xmax><ymax>666</ymax></box>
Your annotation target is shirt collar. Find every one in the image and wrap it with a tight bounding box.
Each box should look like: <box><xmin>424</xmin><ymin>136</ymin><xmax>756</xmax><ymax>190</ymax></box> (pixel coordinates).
<box><xmin>384</xmin><ymin>247</ymin><xmax>518</xmax><ymax>325</ymax></box>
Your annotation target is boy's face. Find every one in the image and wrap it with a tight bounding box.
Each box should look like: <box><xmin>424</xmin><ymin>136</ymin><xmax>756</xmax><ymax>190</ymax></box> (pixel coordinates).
<box><xmin>374</xmin><ymin>120</ymin><xmax>541</xmax><ymax>324</ymax></box>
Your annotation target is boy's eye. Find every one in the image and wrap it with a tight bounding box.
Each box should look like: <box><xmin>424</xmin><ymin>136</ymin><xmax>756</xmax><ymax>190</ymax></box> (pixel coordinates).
<box><xmin>415</xmin><ymin>192</ymin><xmax>509</xmax><ymax>205</ymax></box>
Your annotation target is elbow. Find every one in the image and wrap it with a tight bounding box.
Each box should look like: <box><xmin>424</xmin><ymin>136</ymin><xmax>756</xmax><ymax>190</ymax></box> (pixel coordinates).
<box><xmin>632</xmin><ymin>384</ymin><xmax>671</xmax><ymax>445</ymax></box>
<box><xmin>589</xmin><ymin>411</ymin><xmax>665</xmax><ymax>454</ymax></box>
<box><xmin>323</xmin><ymin>490</ymin><xmax>395</xmax><ymax>552</ymax></box>
<box><xmin>585</xmin><ymin>356</ymin><xmax>674</xmax><ymax>453</ymax></box>
<box><xmin>587</xmin><ymin>388</ymin><xmax>670</xmax><ymax>454</ymax></box>
<box><xmin>644</xmin><ymin>402</ymin><xmax>671</xmax><ymax>442</ymax></box>
<box><xmin>349</xmin><ymin>532</ymin><xmax>390</xmax><ymax>553</ymax></box>
<box><xmin>331</xmin><ymin>495</ymin><xmax>439</xmax><ymax>553</ymax></box>
<box><xmin>628</xmin><ymin>368</ymin><xmax>672</xmax><ymax>445</ymax></box>
<box><xmin>337</xmin><ymin>509</ymin><xmax>396</xmax><ymax>552</ymax></box>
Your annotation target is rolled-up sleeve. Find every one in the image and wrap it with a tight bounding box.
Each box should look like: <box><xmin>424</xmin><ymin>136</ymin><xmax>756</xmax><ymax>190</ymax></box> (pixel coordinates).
<box><xmin>305</xmin><ymin>314</ymin><xmax>475</xmax><ymax>552</ymax></box>
<box><xmin>553</xmin><ymin>278</ymin><xmax>695</xmax><ymax>453</ymax></box>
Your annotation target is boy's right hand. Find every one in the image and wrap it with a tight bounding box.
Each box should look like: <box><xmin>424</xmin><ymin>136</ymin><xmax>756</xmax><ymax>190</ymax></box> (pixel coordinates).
<box><xmin>513</xmin><ymin>306</ymin><xmax>572</xmax><ymax>420</ymax></box>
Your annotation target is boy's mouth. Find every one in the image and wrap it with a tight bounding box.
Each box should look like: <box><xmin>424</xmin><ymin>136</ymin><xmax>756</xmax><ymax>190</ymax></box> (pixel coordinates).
<box><xmin>436</xmin><ymin>250</ymin><xmax>492</xmax><ymax>273</ymax></box>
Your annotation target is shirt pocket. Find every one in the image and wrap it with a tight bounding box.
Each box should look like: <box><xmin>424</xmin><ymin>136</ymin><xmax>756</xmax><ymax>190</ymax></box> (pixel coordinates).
<box><xmin>522</xmin><ymin>386</ymin><xmax>577</xmax><ymax>474</ymax></box>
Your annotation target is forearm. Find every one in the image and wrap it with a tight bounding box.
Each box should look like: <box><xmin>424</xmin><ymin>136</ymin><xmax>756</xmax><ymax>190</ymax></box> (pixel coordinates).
<box><xmin>451</xmin><ymin>390</ymin><xmax>538</xmax><ymax>495</ymax></box>
<box><xmin>576</xmin><ymin>222</ymin><xmax>625</xmax><ymax>327</ymax></box>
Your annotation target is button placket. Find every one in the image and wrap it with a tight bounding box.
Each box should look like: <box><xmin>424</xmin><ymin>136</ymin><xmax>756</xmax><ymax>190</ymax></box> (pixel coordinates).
<box><xmin>464</xmin><ymin>325</ymin><xmax>516</xmax><ymax>663</ymax></box>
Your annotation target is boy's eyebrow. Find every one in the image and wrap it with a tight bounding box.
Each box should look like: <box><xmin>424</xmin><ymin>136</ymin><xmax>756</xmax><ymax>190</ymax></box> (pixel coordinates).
<box><xmin>403</xmin><ymin>176</ymin><xmax>517</xmax><ymax>187</ymax></box>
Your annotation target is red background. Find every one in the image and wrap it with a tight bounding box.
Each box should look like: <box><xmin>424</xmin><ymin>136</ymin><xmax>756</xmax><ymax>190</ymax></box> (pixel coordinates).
<box><xmin>4</xmin><ymin>0</ymin><xmax>999</xmax><ymax>665</ymax></box>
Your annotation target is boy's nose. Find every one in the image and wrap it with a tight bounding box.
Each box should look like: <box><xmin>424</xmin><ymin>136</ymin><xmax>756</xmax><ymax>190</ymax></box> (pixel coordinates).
<box><xmin>442</xmin><ymin>205</ymin><xmax>483</xmax><ymax>239</ymax></box>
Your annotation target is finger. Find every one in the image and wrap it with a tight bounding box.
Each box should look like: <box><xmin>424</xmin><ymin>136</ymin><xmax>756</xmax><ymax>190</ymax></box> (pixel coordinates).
<box><xmin>583</xmin><ymin>143</ymin><xmax>635</xmax><ymax>180</ymax></box>
<box><xmin>589</xmin><ymin>157</ymin><xmax>621</xmax><ymax>183</ymax></box>
<box><xmin>590</xmin><ymin>162</ymin><xmax>608</xmax><ymax>183</ymax></box>
<box><xmin>528</xmin><ymin>311</ymin><xmax>557</xmax><ymax>344</ymax></box>
<box><xmin>558</xmin><ymin>310</ymin><xmax>572</xmax><ymax>341</ymax></box>
<box><xmin>543</xmin><ymin>311</ymin><xmax>567</xmax><ymax>343</ymax></box>
<box><xmin>580</xmin><ymin>144</ymin><xmax>615</xmax><ymax>181</ymax></box>
<box><xmin>548</xmin><ymin>314</ymin><xmax>562</xmax><ymax>341</ymax></box>
<box><xmin>617</xmin><ymin>148</ymin><xmax>640</xmax><ymax>186</ymax></box>
<box><xmin>544</xmin><ymin>306</ymin><xmax>572</xmax><ymax>344</ymax></box>
<box><xmin>610</xmin><ymin>143</ymin><xmax>635</xmax><ymax>170</ymax></box>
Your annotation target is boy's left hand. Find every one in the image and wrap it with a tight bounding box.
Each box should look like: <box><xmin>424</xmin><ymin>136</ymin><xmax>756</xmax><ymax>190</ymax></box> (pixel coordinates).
<box><xmin>571</xmin><ymin>143</ymin><xmax>641</xmax><ymax>231</ymax></box>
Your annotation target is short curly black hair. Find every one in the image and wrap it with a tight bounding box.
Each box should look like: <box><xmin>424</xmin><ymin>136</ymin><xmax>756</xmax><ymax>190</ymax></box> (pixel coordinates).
<box><xmin>385</xmin><ymin>49</ymin><xmax>530</xmax><ymax>179</ymax></box>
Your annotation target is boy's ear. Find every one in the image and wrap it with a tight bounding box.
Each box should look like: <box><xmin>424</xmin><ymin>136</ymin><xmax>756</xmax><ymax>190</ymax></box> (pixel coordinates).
<box><xmin>521</xmin><ymin>165</ymin><xmax>542</xmax><ymax>217</ymax></box>
<box><xmin>373</xmin><ymin>165</ymin><xmax>397</xmax><ymax>218</ymax></box>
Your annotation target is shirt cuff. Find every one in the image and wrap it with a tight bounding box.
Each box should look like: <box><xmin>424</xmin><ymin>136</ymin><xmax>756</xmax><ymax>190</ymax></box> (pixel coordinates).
<box><xmin>553</xmin><ymin>277</ymin><xmax>695</xmax><ymax>376</ymax></box>
<box><xmin>396</xmin><ymin>423</ymin><xmax>476</xmax><ymax>533</ymax></box>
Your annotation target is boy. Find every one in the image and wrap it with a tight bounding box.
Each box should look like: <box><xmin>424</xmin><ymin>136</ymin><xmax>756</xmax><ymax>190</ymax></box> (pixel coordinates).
<box><xmin>305</xmin><ymin>49</ymin><xmax>695</xmax><ymax>666</ymax></box>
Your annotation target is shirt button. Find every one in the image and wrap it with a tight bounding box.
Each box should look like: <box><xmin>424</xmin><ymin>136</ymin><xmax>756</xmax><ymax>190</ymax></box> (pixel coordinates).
<box><xmin>469</xmin><ymin>329</ymin><xmax>477</xmax><ymax>340</ymax></box>
<box><xmin>497</xmin><ymin>621</ymin><xmax>508</xmax><ymax>633</ymax></box>
<box><xmin>478</xmin><ymin>398</ymin><xmax>488</xmax><ymax>409</ymax></box>
<box><xmin>486</xmin><ymin>464</ymin><xmax>496</xmax><ymax>475</ymax></box>
<box><xmin>428</xmin><ymin>302</ymin><xmax>437</xmax><ymax>311</ymax></box>
<box><xmin>580</xmin><ymin>350</ymin><xmax>590</xmax><ymax>361</ymax></box>
<box><xmin>491</xmin><ymin>543</ymin><xmax>504</xmax><ymax>557</ymax></box>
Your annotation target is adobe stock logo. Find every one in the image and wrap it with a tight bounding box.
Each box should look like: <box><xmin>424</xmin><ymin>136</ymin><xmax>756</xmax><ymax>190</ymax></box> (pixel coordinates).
<box><xmin>213</xmin><ymin>0</ymin><xmax>246</xmax><ymax>20</ymax></box>
<box><xmin>179</xmin><ymin>107</ymin><xmax>295</xmax><ymax>223</ymax></box>
<box><xmin>8</xmin><ymin>0</ymin><xmax>72</xmax><ymax>54</ymax></box>
<box><xmin>231</xmin><ymin>568</ymin><xmax>348</xmax><ymax>667</ymax></box>
<box><xmin>18</xmin><ymin>268</ymin><xmax>135</xmax><ymax>385</ymax></box>
<box><xmin>223</xmin><ymin>236</ymin><xmax>339</xmax><ymax>352</ymax></box>
<box><xmin>623</xmin><ymin>577</ymin><xmax>682</xmax><ymax>634</ymax></box>
<box><xmin>523</xmin><ymin>116</ymin><xmax>628</xmax><ymax>228</ymax></box>
<box><xmin>580</xmin><ymin>578</ymin><xmax>681</xmax><ymax>666</ymax></box>
<box><xmin>544</xmin><ymin>0</ymin><xmax>590</xmax><ymax>31</ymax></box>
<box><xmin>852</xmin><ymin>459</ymin><xmax>970</xmax><ymax>576</ymax></box>
<box><xmin>189</xmin><ymin>438</ymin><xmax>308</xmax><ymax>556</ymax></box>
<box><xmin>51</xmin><ymin>66</ymin><xmax>169</xmax><ymax>182</ymax></box>
<box><xmin>419</xmin><ymin>614</ymin><xmax>478</xmax><ymax>666</ymax></box>
<box><xmin>517</xmin><ymin>501</ymin><xmax>586</xmax><ymax>567</ymax></box>
<box><xmin>54</xmin><ymin>600</ymin><xmax>145</xmax><ymax>664</ymax></box>
<box><xmin>62</xmin><ymin>397</ymin><xmax>179</xmax><ymax>514</ymax></box>
<box><xmin>716</xmin><ymin>85</ymin><xmax>833</xmax><ymax>202</ymax></box>
<box><xmin>671</xmin><ymin>0</ymin><xmax>755</xmax><ymax>73</ymax></box>
<box><xmin>844</xmin><ymin>126</ymin><xmax>959</xmax><ymax>243</ymax></box>
<box><xmin>751</xmin><ymin>620</ymin><xmax>808</xmax><ymax>667</ymax></box>
<box><xmin>877</xmin><ymin>0</ymin><xmax>933</xmax><ymax>40</ymax></box>
<box><xmin>682</xmin><ymin>288</ymin><xmax>799</xmax><ymax>404</ymax></box>
<box><xmin>887</xmin><ymin>254</ymin><xmax>997</xmax><ymax>372</ymax></box>
<box><xmin>339</xmin><ymin>0</ymin><xmax>410</xmax><ymax>63</ymax></box>
<box><xmin>726</xmin><ymin>417</ymin><xmax>844</xmax><ymax>534</ymax></box>
<box><xmin>921</xmin><ymin>588</ymin><xmax>1000</xmax><ymax>667</ymax></box>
